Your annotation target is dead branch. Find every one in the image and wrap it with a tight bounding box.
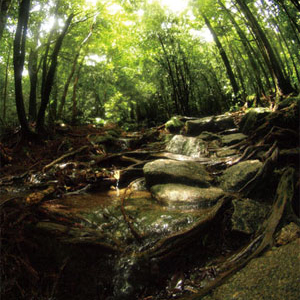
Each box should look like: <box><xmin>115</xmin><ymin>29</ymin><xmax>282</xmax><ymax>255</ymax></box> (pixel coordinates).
<box><xmin>42</xmin><ymin>145</ymin><xmax>89</xmax><ymax>172</ymax></box>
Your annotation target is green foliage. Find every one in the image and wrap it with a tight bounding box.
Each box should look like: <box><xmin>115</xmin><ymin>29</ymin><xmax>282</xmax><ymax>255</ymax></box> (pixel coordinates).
<box><xmin>0</xmin><ymin>0</ymin><xmax>299</xmax><ymax>133</ymax></box>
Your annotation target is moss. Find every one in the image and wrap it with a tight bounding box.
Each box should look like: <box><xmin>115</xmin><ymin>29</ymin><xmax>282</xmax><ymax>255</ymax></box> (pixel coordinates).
<box><xmin>165</xmin><ymin>116</ymin><xmax>185</xmax><ymax>133</ymax></box>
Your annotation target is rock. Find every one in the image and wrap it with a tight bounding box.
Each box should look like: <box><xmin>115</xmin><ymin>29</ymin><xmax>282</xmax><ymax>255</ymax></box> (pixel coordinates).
<box><xmin>150</xmin><ymin>184</ymin><xmax>225</xmax><ymax>208</ymax></box>
<box><xmin>165</xmin><ymin>116</ymin><xmax>185</xmax><ymax>133</ymax></box>
<box><xmin>231</xmin><ymin>198</ymin><xmax>270</xmax><ymax>235</ymax></box>
<box><xmin>198</xmin><ymin>131</ymin><xmax>221</xmax><ymax>141</ymax></box>
<box><xmin>239</xmin><ymin>107</ymin><xmax>271</xmax><ymax>134</ymax></box>
<box><xmin>129</xmin><ymin>178</ymin><xmax>147</xmax><ymax>191</ymax></box>
<box><xmin>88</xmin><ymin>133</ymin><xmax>121</xmax><ymax>152</ymax></box>
<box><xmin>275</xmin><ymin>222</ymin><xmax>300</xmax><ymax>246</ymax></box>
<box><xmin>221</xmin><ymin>133</ymin><xmax>247</xmax><ymax>146</ymax></box>
<box><xmin>143</xmin><ymin>159</ymin><xmax>212</xmax><ymax>188</ymax></box>
<box><xmin>185</xmin><ymin>114</ymin><xmax>235</xmax><ymax>136</ymax></box>
<box><xmin>219</xmin><ymin>160</ymin><xmax>262</xmax><ymax>192</ymax></box>
<box><xmin>203</xmin><ymin>239</ymin><xmax>300</xmax><ymax>300</ymax></box>
<box><xmin>216</xmin><ymin>148</ymin><xmax>238</xmax><ymax>158</ymax></box>
<box><xmin>165</xmin><ymin>135</ymin><xmax>207</xmax><ymax>158</ymax></box>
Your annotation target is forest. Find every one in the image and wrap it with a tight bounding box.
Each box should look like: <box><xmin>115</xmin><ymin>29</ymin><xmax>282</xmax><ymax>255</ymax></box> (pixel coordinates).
<box><xmin>0</xmin><ymin>0</ymin><xmax>299</xmax><ymax>300</ymax></box>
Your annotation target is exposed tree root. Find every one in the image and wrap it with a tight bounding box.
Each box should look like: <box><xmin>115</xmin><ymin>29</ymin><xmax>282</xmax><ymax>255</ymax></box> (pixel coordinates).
<box><xmin>184</xmin><ymin>167</ymin><xmax>296</xmax><ymax>300</ymax></box>
<box><xmin>238</xmin><ymin>142</ymin><xmax>278</xmax><ymax>196</ymax></box>
<box><xmin>139</xmin><ymin>197</ymin><xmax>229</xmax><ymax>262</ymax></box>
<box><xmin>120</xmin><ymin>186</ymin><xmax>144</xmax><ymax>243</ymax></box>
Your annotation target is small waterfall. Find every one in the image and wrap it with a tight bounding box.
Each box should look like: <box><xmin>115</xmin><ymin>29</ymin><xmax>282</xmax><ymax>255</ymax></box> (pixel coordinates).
<box><xmin>114</xmin><ymin>170</ymin><xmax>120</xmax><ymax>197</ymax></box>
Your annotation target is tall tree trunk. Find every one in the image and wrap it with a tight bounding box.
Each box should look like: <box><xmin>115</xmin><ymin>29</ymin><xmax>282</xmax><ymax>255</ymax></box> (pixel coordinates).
<box><xmin>71</xmin><ymin>62</ymin><xmax>83</xmax><ymax>125</ymax></box>
<box><xmin>290</xmin><ymin>0</ymin><xmax>300</xmax><ymax>13</ymax></box>
<box><xmin>57</xmin><ymin>27</ymin><xmax>94</xmax><ymax>119</ymax></box>
<box><xmin>28</xmin><ymin>20</ymin><xmax>41</xmax><ymax>121</ymax></box>
<box><xmin>157</xmin><ymin>33</ymin><xmax>180</xmax><ymax>114</ymax></box>
<box><xmin>28</xmin><ymin>48</ymin><xmax>38</xmax><ymax>121</ymax></box>
<box><xmin>2</xmin><ymin>41</ymin><xmax>11</xmax><ymax>121</ymax></box>
<box><xmin>218</xmin><ymin>0</ymin><xmax>266</xmax><ymax>96</ymax></box>
<box><xmin>235</xmin><ymin>0</ymin><xmax>295</xmax><ymax>95</ymax></box>
<box><xmin>36</xmin><ymin>13</ymin><xmax>73</xmax><ymax>133</ymax></box>
<box><xmin>274</xmin><ymin>0</ymin><xmax>300</xmax><ymax>36</ymax></box>
<box><xmin>0</xmin><ymin>0</ymin><xmax>11</xmax><ymax>41</ymax></box>
<box><xmin>201</xmin><ymin>13</ymin><xmax>240</xmax><ymax>98</ymax></box>
<box><xmin>13</xmin><ymin>0</ymin><xmax>31</xmax><ymax>135</ymax></box>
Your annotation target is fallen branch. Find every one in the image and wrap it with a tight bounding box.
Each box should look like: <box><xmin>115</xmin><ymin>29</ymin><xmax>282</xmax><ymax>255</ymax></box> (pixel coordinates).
<box><xmin>42</xmin><ymin>145</ymin><xmax>89</xmax><ymax>172</ymax></box>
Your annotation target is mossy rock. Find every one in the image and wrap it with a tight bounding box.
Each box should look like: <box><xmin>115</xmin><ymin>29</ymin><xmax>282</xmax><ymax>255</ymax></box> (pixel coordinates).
<box><xmin>239</xmin><ymin>108</ymin><xmax>271</xmax><ymax>134</ymax></box>
<box><xmin>219</xmin><ymin>160</ymin><xmax>262</xmax><ymax>192</ymax></box>
<box><xmin>165</xmin><ymin>135</ymin><xmax>206</xmax><ymax>158</ymax></box>
<box><xmin>165</xmin><ymin>116</ymin><xmax>185</xmax><ymax>133</ymax></box>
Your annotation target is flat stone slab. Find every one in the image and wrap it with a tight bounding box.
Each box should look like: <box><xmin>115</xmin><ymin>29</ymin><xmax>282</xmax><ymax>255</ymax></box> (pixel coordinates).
<box><xmin>203</xmin><ymin>239</ymin><xmax>300</xmax><ymax>300</ymax></box>
<box><xmin>165</xmin><ymin>135</ymin><xmax>207</xmax><ymax>158</ymax></box>
<box><xmin>185</xmin><ymin>114</ymin><xmax>235</xmax><ymax>136</ymax></box>
<box><xmin>143</xmin><ymin>159</ymin><xmax>212</xmax><ymax>187</ymax></box>
<box><xmin>219</xmin><ymin>160</ymin><xmax>262</xmax><ymax>192</ymax></box>
<box><xmin>221</xmin><ymin>133</ymin><xmax>247</xmax><ymax>146</ymax></box>
<box><xmin>150</xmin><ymin>184</ymin><xmax>225</xmax><ymax>208</ymax></box>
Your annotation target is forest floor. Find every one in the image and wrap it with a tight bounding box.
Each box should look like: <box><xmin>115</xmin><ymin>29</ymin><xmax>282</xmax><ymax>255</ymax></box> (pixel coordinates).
<box><xmin>0</xmin><ymin>100</ymin><xmax>299</xmax><ymax>300</ymax></box>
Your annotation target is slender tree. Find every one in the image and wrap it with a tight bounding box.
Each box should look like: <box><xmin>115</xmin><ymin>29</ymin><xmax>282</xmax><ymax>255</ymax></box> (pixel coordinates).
<box><xmin>218</xmin><ymin>0</ymin><xmax>266</xmax><ymax>96</ymax></box>
<box><xmin>201</xmin><ymin>12</ymin><xmax>240</xmax><ymax>98</ymax></box>
<box><xmin>235</xmin><ymin>0</ymin><xmax>295</xmax><ymax>95</ymax></box>
<box><xmin>0</xmin><ymin>0</ymin><xmax>11</xmax><ymax>41</ymax></box>
<box><xmin>36</xmin><ymin>13</ymin><xmax>74</xmax><ymax>133</ymax></box>
<box><xmin>57</xmin><ymin>18</ymin><xmax>95</xmax><ymax>119</ymax></box>
<box><xmin>13</xmin><ymin>0</ymin><xmax>31</xmax><ymax>136</ymax></box>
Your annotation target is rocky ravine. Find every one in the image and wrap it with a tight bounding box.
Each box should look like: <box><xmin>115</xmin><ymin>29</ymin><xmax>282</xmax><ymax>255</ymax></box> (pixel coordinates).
<box><xmin>1</xmin><ymin>98</ymin><xmax>299</xmax><ymax>300</ymax></box>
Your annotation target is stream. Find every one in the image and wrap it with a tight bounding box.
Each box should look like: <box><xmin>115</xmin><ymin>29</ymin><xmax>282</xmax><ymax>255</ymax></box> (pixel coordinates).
<box><xmin>1</xmin><ymin>106</ymin><xmax>299</xmax><ymax>300</ymax></box>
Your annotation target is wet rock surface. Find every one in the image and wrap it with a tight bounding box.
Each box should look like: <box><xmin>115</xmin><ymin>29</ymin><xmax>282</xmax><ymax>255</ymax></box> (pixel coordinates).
<box><xmin>143</xmin><ymin>159</ymin><xmax>212</xmax><ymax>187</ymax></box>
<box><xmin>150</xmin><ymin>184</ymin><xmax>225</xmax><ymax>208</ymax></box>
<box><xmin>1</xmin><ymin>106</ymin><xmax>299</xmax><ymax>300</ymax></box>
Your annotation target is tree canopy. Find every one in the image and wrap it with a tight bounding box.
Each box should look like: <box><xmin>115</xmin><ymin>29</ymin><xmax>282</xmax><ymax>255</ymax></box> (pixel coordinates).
<box><xmin>0</xmin><ymin>0</ymin><xmax>299</xmax><ymax>134</ymax></box>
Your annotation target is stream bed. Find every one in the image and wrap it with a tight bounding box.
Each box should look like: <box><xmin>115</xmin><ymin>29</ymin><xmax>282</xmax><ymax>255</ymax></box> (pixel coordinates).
<box><xmin>1</xmin><ymin>107</ymin><xmax>299</xmax><ymax>300</ymax></box>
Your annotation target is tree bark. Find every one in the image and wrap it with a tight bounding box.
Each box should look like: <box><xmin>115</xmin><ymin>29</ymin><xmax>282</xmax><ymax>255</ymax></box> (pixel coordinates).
<box><xmin>202</xmin><ymin>13</ymin><xmax>240</xmax><ymax>98</ymax></box>
<box><xmin>218</xmin><ymin>0</ymin><xmax>266</xmax><ymax>96</ymax></box>
<box><xmin>28</xmin><ymin>48</ymin><xmax>38</xmax><ymax>121</ymax></box>
<box><xmin>13</xmin><ymin>0</ymin><xmax>31</xmax><ymax>135</ymax></box>
<box><xmin>0</xmin><ymin>0</ymin><xmax>11</xmax><ymax>41</ymax></box>
<box><xmin>2</xmin><ymin>41</ymin><xmax>11</xmax><ymax>121</ymax></box>
<box><xmin>57</xmin><ymin>27</ymin><xmax>93</xmax><ymax>119</ymax></box>
<box><xmin>235</xmin><ymin>0</ymin><xmax>295</xmax><ymax>96</ymax></box>
<box><xmin>36</xmin><ymin>13</ymin><xmax>73</xmax><ymax>133</ymax></box>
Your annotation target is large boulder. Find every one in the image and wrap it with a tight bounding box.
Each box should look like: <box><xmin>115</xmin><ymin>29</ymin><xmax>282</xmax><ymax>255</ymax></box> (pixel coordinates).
<box><xmin>219</xmin><ymin>160</ymin><xmax>262</xmax><ymax>192</ymax></box>
<box><xmin>185</xmin><ymin>114</ymin><xmax>235</xmax><ymax>136</ymax></box>
<box><xmin>165</xmin><ymin>135</ymin><xmax>207</xmax><ymax>158</ymax></box>
<box><xmin>239</xmin><ymin>107</ymin><xmax>271</xmax><ymax>134</ymax></box>
<box><xmin>143</xmin><ymin>159</ymin><xmax>212</xmax><ymax>188</ymax></box>
<box><xmin>150</xmin><ymin>184</ymin><xmax>225</xmax><ymax>208</ymax></box>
